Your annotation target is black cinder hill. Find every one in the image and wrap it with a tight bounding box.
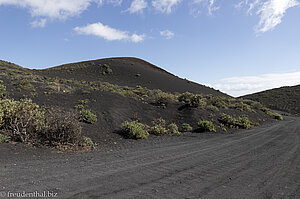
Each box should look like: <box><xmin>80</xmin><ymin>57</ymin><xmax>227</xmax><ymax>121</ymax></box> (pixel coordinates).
<box><xmin>37</xmin><ymin>57</ymin><xmax>227</xmax><ymax>96</ymax></box>
<box><xmin>0</xmin><ymin>58</ymin><xmax>281</xmax><ymax>148</ymax></box>
<box><xmin>242</xmin><ymin>85</ymin><xmax>300</xmax><ymax>115</ymax></box>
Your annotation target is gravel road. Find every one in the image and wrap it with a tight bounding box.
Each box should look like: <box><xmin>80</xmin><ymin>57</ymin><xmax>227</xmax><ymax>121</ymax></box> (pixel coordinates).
<box><xmin>1</xmin><ymin>117</ymin><xmax>299</xmax><ymax>199</ymax></box>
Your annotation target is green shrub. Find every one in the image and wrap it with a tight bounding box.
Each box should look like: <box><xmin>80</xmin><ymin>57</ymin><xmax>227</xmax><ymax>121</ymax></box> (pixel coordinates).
<box><xmin>0</xmin><ymin>98</ymin><xmax>45</xmax><ymax>142</ymax></box>
<box><xmin>152</xmin><ymin>90</ymin><xmax>177</xmax><ymax>106</ymax></box>
<box><xmin>212</xmin><ymin>97</ymin><xmax>228</xmax><ymax>109</ymax></box>
<box><xmin>207</xmin><ymin>105</ymin><xmax>219</xmax><ymax>112</ymax></box>
<box><xmin>178</xmin><ymin>92</ymin><xmax>194</xmax><ymax>104</ymax></box>
<box><xmin>18</xmin><ymin>79</ymin><xmax>35</xmax><ymax>91</ymax></box>
<box><xmin>230</xmin><ymin>102</ymin><xmax>253</xmax><ymax>112</ymax></box>
<box><xmin>102</xmin><ymin>64</ymin><xmax>113</xmax><ymax>74</ymax></box>
<box><xmin>218</xmin><ymin>113</ymin><xmax>254</xmax><ymax>129</ymax></box>
<box><xmin>181</xmin><ymin>123</ymin><xmax>193</xmax><ymax>132</ymax></box>
<box><xmin>260</xmin><ymin>107</ymin><xmax>284</xmax><ymax>120</ymax></box>
<box><xmin>0</xmin><ymin>83</ymin><xmax>8</xmax><ymax>98</ymax></box>
<box><xmin>81</xmin><ymin>136</ymin><xmax>97</xmax><ymax>149</ymax></box>
<box><xmin>236</xmin><ymin>116</ymin><xmax>254</xmax><ymax>129</ymax></box>
<box><xmin>0</xmin><ymin>134</ymin><xmax>10</xmax><ymax>144</ymax></box>
<box><xmin>150</xmin><ymin>118</ymin><xmax>168</xmax><ymax>135</ymax></box>
<box><xmin>121</xmin><ymin>121</ymin><xmax>149</xmax><ymax>139</ymax></box>
<box><xmin>269</xmin><ymin>112</ymin><xmax>284</xmax><ymax>120</ymax></box>
<box><xmin>167</xmin><ymin>123</ymin><xmax>181</xmax><ymax>135</ymax></box>
<box><xmin>0</xmin><ymin>99</ymin><xmax>86</xmax><ymax>148</ymax></box>
<box><xmin>197</xmin><ymin>120</ymin><xmax>216</xmax><ymax>132</ymax></box>
<box><xmin>80</xmin><ymin>109</ymin><xmax>97</xmax><ymax>124</ymax></box>
<box><xmin>190</xmin><ymin>95</ymin><xmax>207</xmax><ymax>108</ymax></box>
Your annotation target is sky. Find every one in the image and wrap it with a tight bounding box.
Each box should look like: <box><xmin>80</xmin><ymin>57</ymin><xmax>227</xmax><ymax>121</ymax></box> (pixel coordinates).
<box><xmin>0</xmin><ymin>0</ymin><xmax>299</xmax><ymax>97</ymax></box>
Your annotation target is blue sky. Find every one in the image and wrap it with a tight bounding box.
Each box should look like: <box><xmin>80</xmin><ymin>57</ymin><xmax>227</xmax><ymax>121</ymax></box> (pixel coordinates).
<box><xmin>0</xmin><ymin>0</ymin><xmax>299</xmax><ymax>96</ymax></box>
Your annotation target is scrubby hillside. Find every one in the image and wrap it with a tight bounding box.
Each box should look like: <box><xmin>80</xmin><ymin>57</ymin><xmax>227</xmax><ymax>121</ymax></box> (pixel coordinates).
<box><xmin>0</xmin><ymin>58</ymin><xmax>282</xmax><ymax>149</ymax></box>
<box><xmin>36</xmin><ymin>57</ymin><xmax>227</xmax><ymax>96</ymax></box>
<box><xmin>242</xmin><ymin>85</ymin><xmax>300</xmax><ymax>115</ymax></box>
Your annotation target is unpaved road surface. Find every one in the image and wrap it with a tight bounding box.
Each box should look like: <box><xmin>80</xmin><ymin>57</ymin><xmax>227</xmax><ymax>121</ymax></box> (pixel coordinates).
<box><xmin>1</xmin><ymin>117</ymin><xmax>299</xmax><ymax>199</ymax></box>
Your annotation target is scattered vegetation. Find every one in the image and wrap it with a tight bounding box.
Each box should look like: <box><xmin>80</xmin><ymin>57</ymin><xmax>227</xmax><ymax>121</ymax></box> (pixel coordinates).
<box><xmin>150</xmin><ymin>118</ymin><xmax>168</xmax><ymax>135</ymax></box>
<box><xmin>260</xmin><ymin>107</ymin><xmax>284</xmax><ymax>120</ymax></box>
<box><xmin>243</xmin><ymin>85</ymin><xmax>300</xmax><ymax>115</ymax></box>
<box><xmin>0</xmin><ymin>83</ymin><xmax>95</xmax><ymax>150</ymax></box>
<box><xmin>167</xmin><ymin>123</ymin><xmax>181</xmax><ymax>135</ymax></box>
<box><xmin>0</xmin><ymin>59</ymin><xmax>287</xmax><ymax>146</ymax></box>
<box><xmin>79</xmin><ymin>109</ymin><xmax>98</xmax><ymax>124</ymax></box>
<box><xmin>0</xmin><ymin>98</ymin><xmax>45</xmax><ymax>143</ymax></box>
<box><xmin>197</xmin><ymin>120</ymin><xmax>216</xmax><ymax>132</ymax></box>
<box><xmin>75</xmin><ymin>100</ymin><xmax>98</xmax><ymax>124</ymax></box>
<box><xmin>101</xmin><ymin>64</ymin><xmax>113</xmax><ymax>75</ymax></box>
<box><xmin>218</xmin><ymin>113</ymin><xmax>254</xmax><ymax>129</ymax></box>
<box><xmin>81</xmin><ymin>136</ymin><xmax>97</xmax><ymax>149</ymax></box>
<box><xmin>150</xmin><ymin>118</ymin><xmax>181</xmax><ymax>135</ymax></box>
<box><xmin>0</xmin><ymin>134</ymin><xmax>10</xmax><ymax>144</ymax></box>
<box><xmin>207</xmin><ymin>105</ymin><xmax>219</xmax><ymax>112</ymax></box>
<box><xmin>120</xmin><ymin>120</ymin><xmax>149</xmax><ymax>139</ymax></box>
<box><xmin>271</xmin><ymin>112</ymin><xmax>284</xmax><ymax>120</ymax></box>
<box><xmin>190</xmin><ymin>95</ymin><xmax>207</xmax><ymax>108</ymax></box>
<box><xmin>0</xmin><ymin>82</ymin><xmax>8</xmax><ymax>98</ymax></box>
<box><xmin>181</xmin><ymin>123</ymin><xmax>193</xmax><ymax>132</ymax></box>
<box><xmin>16</xmin><ymin>78</ymin><xmax>35</xmax><ymax>91</ymax></box>
<box><xmin>151</xmin><ymin>90</ymin><xmax>177</xmax><ymax>107</ymax></box>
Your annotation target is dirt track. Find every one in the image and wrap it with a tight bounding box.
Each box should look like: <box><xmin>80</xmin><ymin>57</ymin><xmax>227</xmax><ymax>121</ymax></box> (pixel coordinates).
<box><xmin>1</xmin><ymin>117</ymin><xmax>299</xmax><ymax>199</ymax></box>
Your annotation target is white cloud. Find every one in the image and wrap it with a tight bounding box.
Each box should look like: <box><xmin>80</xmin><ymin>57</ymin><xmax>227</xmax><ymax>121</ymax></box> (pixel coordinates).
<box><xmin>191</xmin><ymin>0</ymin><xmax>220</xmax><ymax>16</ymax></box>
<box><xmin>0</xmin><ymin>0</ymin><xmax>122</xmax><ymax>27</ymax></box>
<box><xmin>236</xmin><ymin>0</ymin><xmax>299</xmax><ymax>33</ymax></box>
<box><xmin>74</xmin><ymin>22</ymin><xmax>146</xmax><ymax>43</ymax></box>
<box><xmin>152</xmin><ymin>0</ymin><xmax>182</xmax><ymax>14</ymax></box>
<box><xmin>0</xmin><ymin>0</ymin><xmax>96</xmax><ymax>19</ymax></box>
<box><xmin>160</xmin><ymin>30</ymin><xmax>175</xmax><ymax>39</ymax></box>
<box><xmin>127</xmin><ymin>0</ymin><xmax>147</xmax><ymax>13</ymax></box>
<box><xmin>106</xmin><ymin>0</ymin><xmax>123</xmax><ymax>6</ymax></box>
<box><xmin>31</xmin><ymin>18</ymin><xmax>47</xmax><ymax>28</ymax></box>
<box><xmin>247</xmin><ymin>0</ymin><xmax>260</xmax><ymax>14</ymax></box>
<box><xmin>212</xmin><ymin>71</ymin><xmax>300</xmax><ymax>97</ymax></box>
<box><xmin>256</xmin><ymin>0</ymin><xmax>299</xmax><ymax>32</ymax></box>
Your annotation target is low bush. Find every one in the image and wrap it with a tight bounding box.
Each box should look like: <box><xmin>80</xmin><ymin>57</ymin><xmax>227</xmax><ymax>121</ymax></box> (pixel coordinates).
<box><xmin>102</xmin><ymin>64</ymin><xmax>113</xmax><ymax>74</ymax></box>
<box><xmin>218</xmin><ymin>113</ymin><xmax>254</xmax><ymax>129</ymax></box>
<box><xmin>260</xmin><ymin>107</ymin><xmax>284</xmax><ymax>120</ymax></box>
<box><xmin>178</xmin><ymin>92</ymin><xmax>194</xmax><ymax>104</ymax></box>
<box><xmin>181</xmin><ymin>123</ymin><xmax>193</xmax><ymax>132</ymax></box>
<box><xmin>269</xmin><ymin>112</ymin><xmax>284</xmax><ymax>120</ymax></box>
<box><xmin>0</xmin><ymin>134</ymin><xmax>10</xmax><ymax>144</ymax></box>
<box><xmin>190</xmin><ymin>95</ymin><xmax>207</xmax><ymax>108</ymax></box>
<box><xmin>121</xmin><ymin>121</ymin><xmax>149</xmax><ymax>139</ymax></box>
<box><xmin>167</xmin><ymin>123</ymin><xmax>181</xmax><ymax>135</ymax></box>
<box><xmin>0</xmin><ymin>83</ymin><xmax>8</xmax><ymax>98</ymax></box>
<box><xmin>212</xmin><ymin>97</ymin><xmax>228</xmax><ymax>109</ymax></box>
<box><xmin>151</xmin><ymin>90</ymin><xmax>177</xmax><ymax>106</ymax></box>
<box><xmin>207</xmin><ymin>105</ymin><xmax>219</xmax><ymax>112</ymax></box>
<box><xmin>0</xmin><ymin>98</ymin><xmax>45</xmax><ymax>142</ymax></box>
<box><xmin>0</xmin><ymin>98</ymin><xmax>94</xmax><ymax>149</ymax></box>
<box><xmin>150</xmin><ymin>118</ymin><xmax>168</xmax><ymax>135</ymax></box>
<box><xmin>17</xmin><ymin>78</ymin><xmax>35</xmax><ymax>91</ymax></box>
<box><xmin>81</xmin><ymin>136</ymin><xmax>97</xmax><ymax>149</ymax></box>
<box><xmin>150</xmin><ymin>118</ymin><xmax>180</xmax><ymax>135</ymax></box>
<box><xmin>40</xmin><ymin>108</ymin><xmax>83</xmax><ymax>147</ymax></box>
<box><xmin>79</xmin><ymin>109</ymin><xmax>98</xmax><ymax>124</ymax></box>
<box><xmin>230</xmin><ymin>102</ymin><xmax>253</xmax><ymax>112</ymax></box>
<box><xmin>197</xmin><ymin>120</ymin><xmax>216</xmax><ymax>132</ymax></box>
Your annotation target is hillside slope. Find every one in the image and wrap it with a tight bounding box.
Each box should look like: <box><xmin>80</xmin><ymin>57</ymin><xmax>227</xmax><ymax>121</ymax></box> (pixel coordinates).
<box><xmin>36</xmin><ymin>57</ymin><xmax>227</xmax><ymax>96</ymax></box>
<box><xmin>242</xmin><ymin>85</ymin><xmax>300</xmax><ymax>115</ymax></box>
<box><xmin>0</xmin><ymin>58</ymin><xmax>281</xmax><ymax>148</ymax></box>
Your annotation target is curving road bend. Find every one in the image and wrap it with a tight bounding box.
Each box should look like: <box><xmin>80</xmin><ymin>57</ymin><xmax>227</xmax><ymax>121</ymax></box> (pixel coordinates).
<box><xmin>0</xmin><ymin>117</ymin><xmax>299</xmax><ymax>199</ymax></box>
